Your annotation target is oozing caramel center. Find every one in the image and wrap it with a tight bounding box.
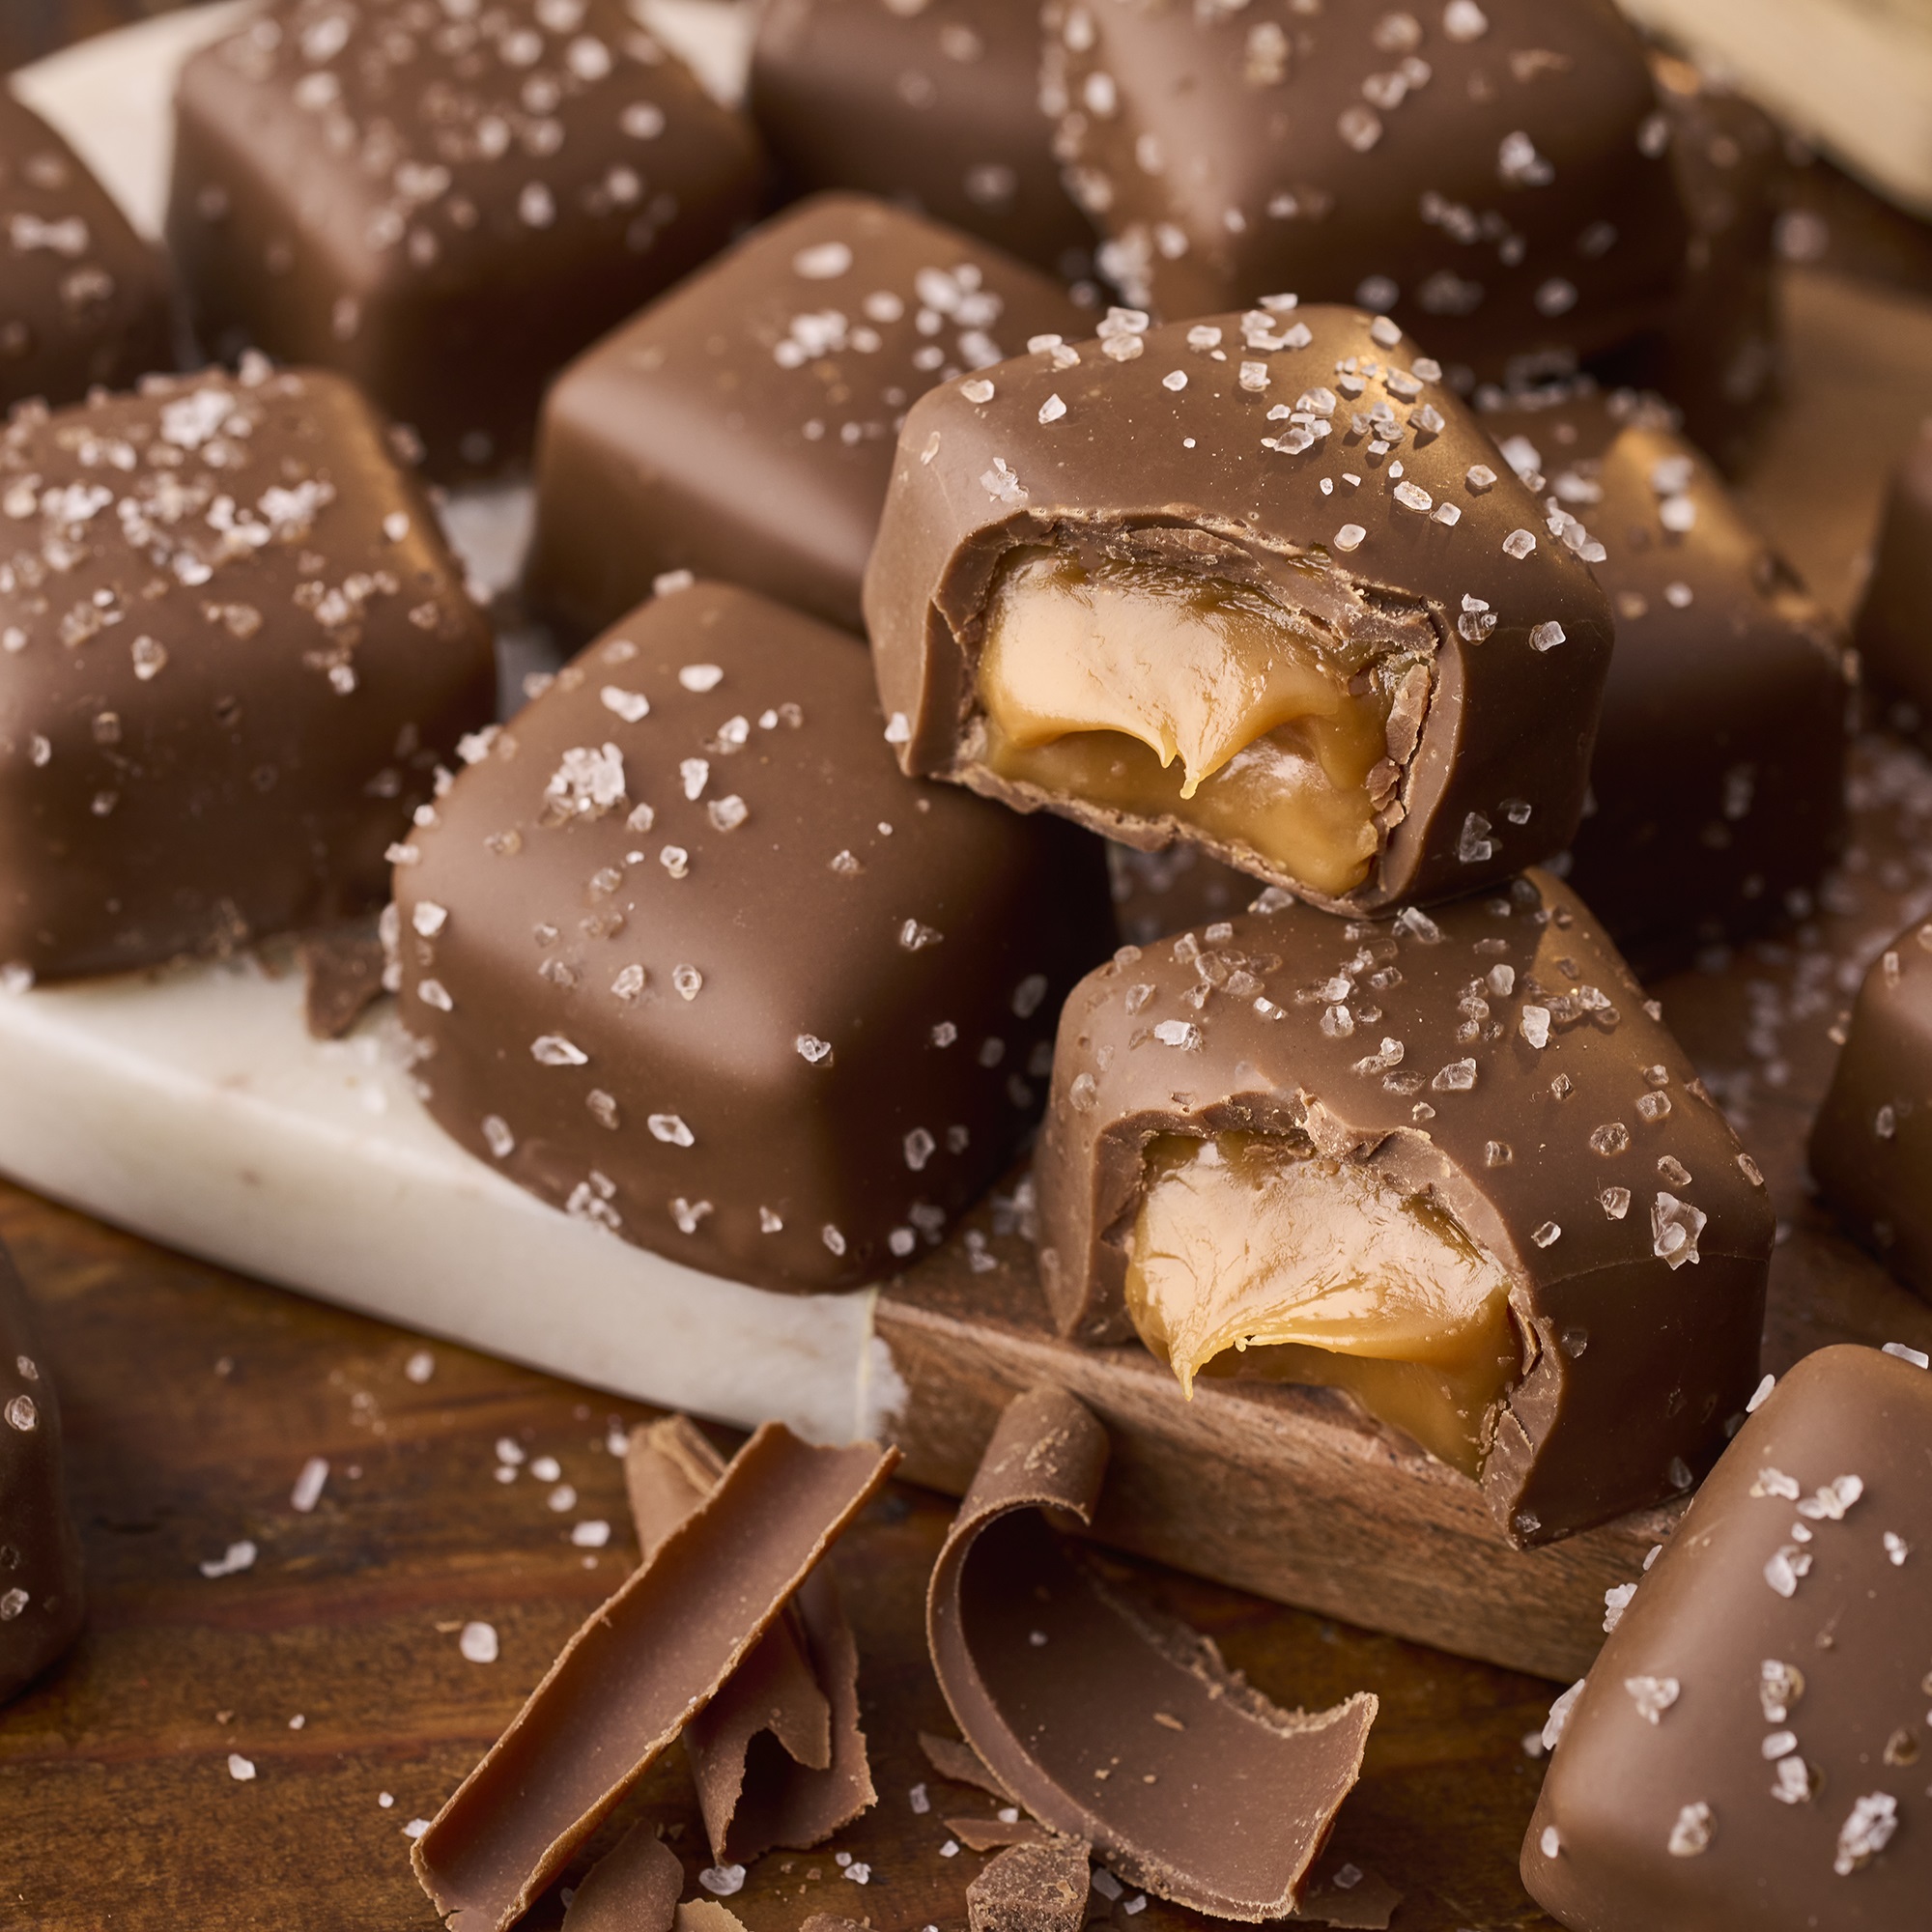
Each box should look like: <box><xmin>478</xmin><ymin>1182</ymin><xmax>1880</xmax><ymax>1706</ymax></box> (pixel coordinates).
<box><xmin>976</xmin><ymin>550</ymin><xmax>1413</xmax><ymax>898</ymax></box>
<box><xmin>1124</xmin><ymin>1133</ymin><xmax>1519</xmax><ymax>1477</ymax></box>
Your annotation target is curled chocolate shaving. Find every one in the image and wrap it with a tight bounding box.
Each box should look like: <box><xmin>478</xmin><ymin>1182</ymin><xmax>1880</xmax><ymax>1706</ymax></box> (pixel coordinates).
<box><xmin>412</xmin><ymin>1423</ymin><xmax>896</xmax><ymax>1932</ymax></box>
<box><xmin>560</xmin><ymin>1824</ymin><xmax>682</xmax><ymax>1932</ymax></box>
<box><xmin>926</xmin><ymin>1387</ymin><xmax>1376</xmax><ymax>1921</ymax></box>
<box><xmin>921</xmin><ymin>1728</ymin><xmax>1014</xmax><ymax>1801</ymax></box>
<box><xmin>624</xmin><ymin>1416</ymin><xmax>877</xmax><ymax>1864</ymax></box>
<box><xmin>966</xmin><ymin>1836</ymin><xmax>1093</xmax><ymax>1932</ymax></box>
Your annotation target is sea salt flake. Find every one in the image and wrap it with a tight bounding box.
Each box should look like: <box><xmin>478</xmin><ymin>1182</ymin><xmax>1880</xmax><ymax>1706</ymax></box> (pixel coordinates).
<box><xmin>1624</xmin><ymin>1675</ymin><xmax>1680</xmax><ymax>1723</ymax></box>
<box><xmin>1834</xmin><ymin>1794</ymin><xmax>1897</xmax><ymax>1874</ymax></box>
<box><xmin>1667</xmin><ymin>1802</ymin><xmax>1712</xmax><ymax>1858</ymax></box>
<box><xmin>699</xmin><ymin>1865</ymin><xmax>747</xmax><ymax>1897</ymax></box>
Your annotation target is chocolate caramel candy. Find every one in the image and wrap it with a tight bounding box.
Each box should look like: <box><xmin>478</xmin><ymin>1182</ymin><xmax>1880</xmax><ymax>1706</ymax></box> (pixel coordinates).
<box><xmin>1040</xmin><ymin>0</ymin><xmax>1688</xmax><ymax>384</ymax></box>
<box><xmin>525</xmin><ymin>192</ymin><xmax>1085</xmax><ymax>638</ymax></box>
<box><xmin>0</xmin><ymin>91</ymin><xmax>175</xmax><ymax>415</ymax></box>
<box><xmin>1033</xmin><ymin>868</ymin><xmax>1774</xmax><ymax>1546</ymax></box>
<box><xmin>1478</xmin><ymin>389</ymin><xmax>1849</xmax><ymax>972</ymax></box>
<box><xmin>864</xmin><ymin>304</ymin><xmax>1614</xmax><ymax>916</ymax></box>
<box><xmin>391</xmin><ymin>579</ymin><xmax>1113</xmax><ymax>1293</ymax></box>
<box><xmin>1852</xmin><ymin>417</ymin><xmax>1932</xmax><ymax>734</ymax></box>
<box><xmin>0</xmin><ymin>365</ymin><xmax>495</xmax><ymax>981</ymax></box>
<box><xmin>1809</xmin><ymin>919</ymin><xmax>1932</xmax><ymax>1300</ymax></box>
<box><xmin>168</xmin><ymin>0</ymin><xmax>763</xmax><ymax>477</ymax></box>
<box><xmin>0</xmin><ymin>1236</ymin><xmax>84</xmax><ymax>1706</ymax></box>
<box><xmin>1521</xmin><ymin>1344</ymin><xmax>1931</xmax><ymax>1929</ymax></box>
<box><xmin>749</xmin><ymin>0</ymin><xmax>1094</xmax><ymax>280</ymax></box>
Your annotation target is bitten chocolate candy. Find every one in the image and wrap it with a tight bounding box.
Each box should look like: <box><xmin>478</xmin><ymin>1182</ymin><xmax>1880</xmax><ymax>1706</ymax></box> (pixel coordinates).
<box><xmin>1478</xmin><ymin>389</ymin><xmax>1849</xmax><ymax>972</ymax></box>
<box><xmin>749</xmin><ymin>0</ymin><xmax>1094</xmax><ymax>280</ymax></box>
<box><xmin>1853</xmin><ymin>418</ymin><xmax>1932</xmax><ymax>734</ymax></box>
<box><xmin>0</xmin><ymin>365</ymin><xmax>495</xmax><ymax>981</ymax></box>
<box><xmin>1034</xmin><ymin>868</ymin><xmax>1774</xmax><ymax>1546</ymax></box>
<box><xmin>0</xmin><ymin>91</ymin><xmax>175</xmax><ymax>415</ymax></box>
<box><xmin>392</xmin><ymin>579</ymin><xmax>1113</xmax><ymax>1293</ymax></box>
<box><xmin>526</xmin><ymin>193</ymin><xmax>1085</xmax><ymax>638</ymax></box>
<box><xmin>168</xmin><ymin>0</ymin><xmax>763</xmax><ymax>476</ymax></box>
<box><xmin>864</xmin><ymin>304</ymin><xmax>1614</xmax><ymax>916</ymax></box>
<box><xmin>1522</xmin><ymin>1344</ymin><xmax>1931</xmax><ymax>1929</ymax></box>
<box><xmin>0</xmin><ymin>1237</ymin><xmax>84</xmax><ymax>1705</ymax></box>
<box><xmin>1041</xmin><ymin>0</ymin><xmax>1688</xmax><ymax>384</ymax></box>
<box><xmin>1809</xmin><ymin>920</ymin><xmax>1932</xmax><ymax>1300</ymax></box>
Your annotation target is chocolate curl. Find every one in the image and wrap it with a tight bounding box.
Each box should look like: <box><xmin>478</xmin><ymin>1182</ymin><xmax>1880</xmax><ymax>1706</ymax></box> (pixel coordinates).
<box><xmin>412</xmin><ymin>1423</ymin><xmax>896</xmax><ymax>1932</ymax></box>
<box><xmin>926</xmin><ymin>1387</ymin><xmax>1377</xmax><ymax>1921</ymax></box>
<box><xmin>966</xmin><ymin>1836</ymin><xmax>1093</xmax><ymax>1932</ymax></box>
<box><xmin>560</xmin><ymin>1824</ymin><xmax>682</xmax><ymax>1932</ymax></box>
<box><xmin>625</xmin><ymin>1416</ymin><xmax>878</xmax><ymax>1865</ymax></box>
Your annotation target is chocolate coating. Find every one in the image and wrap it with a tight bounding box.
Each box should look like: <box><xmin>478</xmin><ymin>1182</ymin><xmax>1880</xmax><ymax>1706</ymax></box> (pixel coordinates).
<box><xmin>393</xmin><ymin>579</ymin><xmax>1115</xmax><ymax>1293</ymax></box>
<box><xmin>0</xmin><ymin>1236</ymin><xmax>84</xmax><ymax>1706</ymax></box>
<box><xmin>1034</xmin><ymin>867</ymin><xmax>1774</xmax><ymax>1545</ymax></box>
<box><xmin>750</xmin><ymin>0</ymin><xmax>1094</xmax><ymax>280</ymax></box>
<box><xmin>1809</xmin><ymin>919</ymin><xmax>1932</xmax><ymax>1301</ymax></box>
<box><xmin>526</xmin><ymin>192</ymin><xmax>1085</xmax><ymax>638</ymax></box>
<box><xmin>167</xmin><ymin>0</ymin><xmax>764</xmax><ymax>477</ymax></box>
<box><xmin>1522</xmin><ymin>1344</ymin><xmax>1931</xmax><ymax>1929</ymax></box>
<box><xmin>1479</xmin><ymin>388</ymin><xmax>1849</xmax><ymax>973</ymax></box>
<box><xmin>1852</xmin><ymin>417</ymin><xmax>1932</xmax><ymax>734</ymax></box>
<box><xmin>864</xmin><ymin>303</ymin><xmax>1614</xmax><ymax>914</ymax></box>
<box><xmin>1041</xmin><ymin>0</ymin><xmax>1688</xmax><ymax>384</ymax></box>
<box><xmin>0</xmin><ymin>366</ymin><xmax>495</xmax><ymax>981</ymax></box>
<box><xmin>0</xmin><ymin>91</ymin><xmax>175</xmax><ymax>414</ymax></box>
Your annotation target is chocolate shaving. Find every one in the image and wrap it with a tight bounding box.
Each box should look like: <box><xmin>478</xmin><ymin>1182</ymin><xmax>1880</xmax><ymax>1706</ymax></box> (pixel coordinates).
<box><xmin>1287</xmin><ymin>1859</ymin><xmax>1402</xmax><ymax>1930</ymax></box>
<box><xmin>799</xmin><ymin>1916</ymin><xmax>872</xmax><ymax>1932</ymax></box>
<box><xmin>560</xmin><ymin>1824</ymin><xmax>682</xmax><ymax>1932</ymax></box>
<box><xmin>926</xmin><ymin>1388</ymin><xmax>1376</xmax><ymax>1921</ymax></box>
<box><xmin>675</xmin><ymin>1903</ymin><xmax>752</xmax><ymax>1932</ymax></box>
<box><xmin>946</xmin><ymin>1815</ymin><xmax>1053</xmax><ymax>1852</ymax></box>
<box><xmin>920</xmin><ymin>1730</ymin><xmax>1015</xmax><ymax>1802</ymax></box>
<box><xmin>966</xmin><ymin>1837</ymin><xmax>1093</xmax><ymax>1932</ymax></box>
<box><xmin>412</xmin><ymin>1422</ymin><xmax>896</xmax><ymax>1932</ymax></box>
<box><xmin>625</xmin><ymin>1415</ymin><xmax>877</xmax><ymax>1865</ymax></box>
<box><xmin>298</xmin><ymin>924</ymin><xmax>386</xmax><ymax>1039</ymax></box>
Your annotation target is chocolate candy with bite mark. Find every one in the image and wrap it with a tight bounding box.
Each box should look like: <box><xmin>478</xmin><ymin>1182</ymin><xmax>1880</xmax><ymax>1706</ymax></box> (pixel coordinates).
<box><xmin>0</xmin><ymin>366</ymin><xmax>494</xmax><ymax>982</ymax></box>
<box><xmin>1041</xmin><ymin>0</ymin><xmax>1687</xmax><ymax>385</ymax></box>
<box><xmin>526</xmin><ymin>192</ymin><xmax>1085</xmax><ymax>638</ymax></box>
<box><xmin>392</xmin><ymin>579</ymin><xmax>1114</xmax><ymax>1293</ymax></box>
<box><xmin>1521</xmin><ymin>1344</ymin><xmax>1932</xmax><ymax>1930</ymax></box>
<box><xmin>0</xmin><ymin>1236</ymin><xmax>84</xmax><ymax>1705</ymax></box>
<box><xmin>1852</xmin><ymin>417</ymin><xmax>1932</xmax><ymax>736</ymax></box>
<box><xmin>0</xmin><ymin>92</ymin><xmax>175</xmax><ymax>414</ymax></box>
<box><xmin>168</xmin><ymin>0</ymin><xmax>763</xmax><ymax>478</ymax></box>
<box><xmin>864</xmin><ymin>304</ymin><xmax>1614</xmax><ymax>916</ymax></box>
<box><xmin>1034</xmin><ymin>867</ymin><xmax>1773</xmax><ymax>1546</ymax></box>
<box><xmin>1809</xmin><ymin>918</ymin><xmax>1932</xmax><ymax>1301</ymax></box>
<box><xmin>750</xmin><ymin>0</ymin><xmax>1094</xmax><ymax>281</ymax></box>
<box><xmin>1479</xmin><ymin>388</ymin><xmax>1849</xmax><ymax>973</ymax></box>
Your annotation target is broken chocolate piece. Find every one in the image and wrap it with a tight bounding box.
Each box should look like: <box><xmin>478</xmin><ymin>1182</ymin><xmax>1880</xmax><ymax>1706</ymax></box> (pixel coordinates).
<box><xmin>1287</xmin><ymin>1858</ymin><xmax>1402</xmax><ymax>1931</ymax></box>
<box><xmin>1040</xmin><ymin>0</ymin><xmax>1688</xmax><ymax>384</ymax></box>
<box><xmin>0</xmin><ymin>365</ymin><xmax>495</xmax><ymax>982</ymax></box>
<box><xmin>0</xmin><ymin>90</ymin><xmax>174</xmax><ymax>414</ymax></box>
<box><xmin>966</xmin><ymin>1835</ymin><xmax>1092</xmax><ymax>1932</ymax></box>
<box><xmin>749</xmin><ymin>0</ymin><xmax>1094</xmax><ymax>280</ymax></box>
<box><xmin>168</xmin><ymin>0</ymin><xmax>764</xmax><ymax>476</ymax></box>
<box><xmin>392</xmin><ymin>579</ymin><xmax>1113</xmax><ymax>1293</ymax></box>
<box><xmin>1478</xmin><ymin>387</ymin><xmax>1849</xmax><ymax>971</ymax></box>
<box><xmin>926</xmin><ymin>1385</ymin><xmax>1377</xmax><ymax>1920</ymax></box>
<box><xmin>865</xmin><ymin>303</ymin><xmax>1614</xmax><ymax>914</ymax></box>
<box><xmin>560</xmin><ymin>1823</ymin><xmax>682</xmax><ymax>1932</ymax></box>
<box><xmin>299</xmin><ymin>923</ymin><xmax>387</xmax><ymax>1040</ymax></box>
<box><xmin>922</xmin><ymin>1728</ymin><xmax>1015</xmax><ymax>1802</ymax></box>
<box><xmin>948</xmin><ymin>1814</ymin><xmax>1054</xmax><ymax>1852</ymax></box>
<box><xmin>526</xmin><ymin>192</ymin><xmax>1086</xmax><ymax>638</ymax></box>
<box><xmin>1035</xmin><ymin>868</ymin><xmax>1774</xmax><ymax>1545</ymax></box>
<box><xmin>1809</xmin><ymin>918</ymin><xmax>1932</xmax><ymax>1299</ymax></box>
<box><xmin>412</xmin><ymin>1423</ymin><xmax>895</xmax><ymax>1932</ymax></box>
<box><xmin>1522</xmin><ymin>1344</ymin><xmax>1931</xmax><ymax>1929</ymax></box>
<box><xmin>625</xmin><ymin>1414</ymin><xmax>875</xmax><ymax>1864</ymax></box>
<box><xmin>0</xmin><ymin>1236</ymin><xmax>83</xmax><ymax>1705</ymax></box>
<box><xmin>1853</xmin><ymin>416</ymin><xmax>1932</xmax><ymax>736</ymax></box>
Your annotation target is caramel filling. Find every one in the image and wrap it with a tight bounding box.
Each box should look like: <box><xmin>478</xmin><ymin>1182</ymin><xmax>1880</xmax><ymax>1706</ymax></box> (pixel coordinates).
<box><xmin>1123</xmin><ymin>1133</ymin><xmax>1520</xmax><ymax>1477</ymax></box>
<box><xmin>977</xmin><ymin>550</ymin><xmax>1415</xmax><ymax>898</ymax></box>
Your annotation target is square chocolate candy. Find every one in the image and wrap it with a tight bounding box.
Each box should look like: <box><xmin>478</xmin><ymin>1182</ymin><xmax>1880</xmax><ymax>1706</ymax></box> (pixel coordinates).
<box><xmin>749</xmin><ymin>0</ymin><xmax>1095</xmax><ymax>280</ymax></box>
<box><xmin>0</xmin><ymin>90</ymin><xmax>175</xmax><ymax>414</ymax></box>
<box><xmin>525</xmin><ymin>192</ymin><xmax>1087</xmax><ymax>638</ymax></box>
<box><xmin>1523</xmin><ymin>1344</ymin><xmax>1930</xmax><ymax>1928</ymax></box>
<box><xmin>1034</xmin><ymin>869</ymin><xmax>1774</xmax><ymax>1544</ymax></box>
<box><xmin>390</xmin><ymin>578</ymin><xmax>1114</xmax><ymax>1293</ymax></box>
<box><xmin>168</xmin><ymin>0</ymin><xmax>764</xmax><ymax>476</ymax></box>
<box><xmin>1041</xmin><ymin>0</ymin><xmax>1688</xmax><ymax>384</ymax></box>
<box><xmin>0</xmin><ymin>365</ymin><xmax>496</xmax><ymax>981</ymax></box>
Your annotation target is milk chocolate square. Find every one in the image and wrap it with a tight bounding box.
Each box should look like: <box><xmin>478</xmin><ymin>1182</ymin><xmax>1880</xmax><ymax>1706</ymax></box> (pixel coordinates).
<box><xmin>0</xmin><ymin>365</ymin><xmax>495</xmax><ymax>981</ymax></box>
<box><xmin>0</xmin><ymin>90</ymin><xmax>175</xmax><ymax>414</ymax></box>
<box><xmin>525</xmin><ymin>192</ymin><xmax>1087</xmax><ymax>637</ymax></box>
<box><xmin>168</xmin><ymin>0</ymin><xmax>764</xmax><ymax>476</ymax></box>
<box><xmin>1035</xmin><ymin>868</ymin><xmax>1774</xmax><ymax>1545</ymax></box>
<box><xmin>391</xmin><ymin>578</ymin><xmax>1114</xmax><ymax>1292</ymax></box>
